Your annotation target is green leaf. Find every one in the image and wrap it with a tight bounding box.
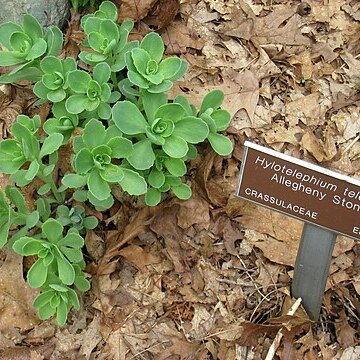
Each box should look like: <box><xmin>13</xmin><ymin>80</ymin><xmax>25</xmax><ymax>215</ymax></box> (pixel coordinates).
<box><xmin>98</xmin><ymin>102</ymin><xmax>112</xmax><ymax>120</ymax></box>
<box><xmin>100</xmin><ymin>19</ymin><xmax>120</xmax><ymax>43</ymax></box>
<box><xmin>28</xmin><ymin>259</ymin><xmax>48</xmax><ymax>288</ymax></box>
<box><xmin>33</xmin><ymin>290</ymin><xmax>53</xmax><ymax>309</ymax></box>
<box><xmin>174</xmin><ymin>95</ymin><xmax>193</xmax><ymax>116</ymax></box>
<box><xmin>158</xmin><ymin>57</ymin><xmax>182</xmax><ymax>79</ymax></box>
<box><xmin>48</xmin><ymin>89</ymin><xmax>66</xmax><ymax>103</ymax></box>
<box><xmin>43</xmin><ymin>164</ymin><xmax>55</xmax><ymax>177</ymax></box>
<box><xmin>5</xmin><ymin>186</ymin><xmax>27</xmax><ymax>213</ymax></box>
<box><xmin>142</xmin><ymin>91</ymin><xmax>167</xmax><ymax>122</ymax></box>
<box><xmin>25</xmin><ymin>38</ymin><xmax>47</xmax><ymax>60</ymax></box>
<box><xmin>200</xmin><ymin>90</ymin><xmax>224</xmax><ymax>114</ymax></box>
<box><xmin>73</xmin><ymin>190</ymin><xmax>88</xmax><ymax>202</ymax></box>
<box><xmin>56</xmin><ymin>301</ymin><xmax>69</xmax><ymax>326</ymax></box>
<box><xmin>119</xmin><ymin>168</ymin><xmax>147</xmax><ymax>195</ymax></box>
<box><xmin>88</xmin><ymin>191</ymin><xmax>114</xmax><ymax>211</ymax></box>
<box><xmin>167</xmin><ymin>59</ymin><xmax>188</xmax><ymax>81</ymax></box>
<box><xmin>163</xmin><ymin>158</ymin><xmax>186</xmax><ymax>177</ymax></box>
<box><xmin>40</xmin><ymin>133</ymin><xmax>64</xmax><ymax>158</ymax></box>
<box><xmin>140</xmin><ymin>32</ymin><xmax>164</xmax><ymax>63</ymax></box>
<box><xmin>25</xmin><ymin>160</ymin><xmax>40</xmax><ymax>181</ymax></box>
<box><xmin>127</xmin><ymin>70</ymin><xmax>149</xmax><ymax>88</ymax></box>
<box><xmin>163</xmin><ymin>135</ymin><xmax>188</xmax><ymax>158</ymax></box>
<box><xmin>0</xmin><ymin>22</ymin><xmax>22</xmax><ymax>49</ymax></box>
<box><xmin>173</xmin><ymin>116</ymin><xmax>209</xmax><ymax>143</ymax></box>
<box><xmin>65</xmin><ymin>94</ymin><xmax>87</xmax><ymax>114</ymax></box>
<box><xmin>0</xmin><ymin>139</ymin><xmax>25</xmax><ymax>173</ymax></box>
<box><xmin>67</xmin><ymin>287</ymin><xmax>80</xmax><ymax>309</ymax></box>
<box><xmin>38</xmin><ymin>183</ymin><xmax>51</xmax><ymax>195</ymax></box>
<box><xmin>107</xmin><ymin>136</ymin><xmax>133</xmax><ymax>158</ymax></box>
<box><xmin>87</xmin><ymin>169</ymin><xmax>111</xmax><ymax>200</ymax></box>
<box><xmin>172</xmin><ymin>183</ymin><xmax>192</xmax><ymax>200</ymax></box>
<box><xmin>55</xmin><ymin>249</ymin><xmax>75</xmax><ymax>285</ymax></box>
<box><xmin>145</xmin><ymin>188</ymin><xmax>161</xmax><ymax>206</ymax></box>
<box><xmin>74</xmin><ymin>148</ymin><xmax>93</xmax><ymax>174</ymax></box>
<box><xmin>23</xmin><ymin>14</ymin><xmax>43</xmax><ymax>42</ymax></box>
<box><xmin>42</xmin><ymin>218</ymin><xmax>63</xmax><ymax>243</ymax></box>
<box><xmin>62</xmin><ymin>173</ymin><xmax>87</xmax><ymax>188</ymax></box>
<box><xmin>212</xmin><ymin>109</ymin><xmax>231</xmax><ymax>131</ymax></box>
<box><xmin>68</xmin><ymin>70</ymin><xmax>91</xmax><ymax>93</ymax></box>
<box><xmin>127</xmin><ymin>139</ymin><xmax>155</xmax><ymax>170</ymax></box>
<box><xmin>98</xmin><ymin>0</ymin><xmax>118</xmax><ymax>22</ymax></box>
<box><xmin>83</xmin><ymin>216</ymin><xmax>98</xmax><ymax>230</ymax></box>
<box><xmin>33</xmin><ymin>81</ymin><xmax>48</xmax><ymax>99</ymax></box>
<box><xmin>36</xmin><ymin>198</ymin><xmax>51</xmax><ymax>222</ymax></box>
<box><xmin>207</xmin><ymin>132</ymin><xmax>233</xmax><ymax>156</ymax></box>
<box><xmin>83</xmin><ymin>118</ymin><xmax>106</xmax><ymax>150</ymax></box>
<box><xmin>0</xmin><ymin>51</ymin><xmax>24</xmax><ymax>66</ymax></box>
<box><xmin>100</xmin><ymin>164</ymin><xmax>124</xmax><ymax>182</ymax></box>
<box><xmin>93</xmin><ymin>62</ymin><xmax>111</xmax><ymax>85</ymax></box>
<box><xmin>40</xmin><ymin>55</ymin><xmax>62</xmax><ymax>74</ymax></box>
<box><xmin>88</xmin><ymin>32</ymin><xmax>105</xmax><ymax>52</ymax></box>
<box><xmin>0</xmin><ymin>190</ymin><xmax>10</xmax><ymax>248</ymax></box>
<box><xmin>26</xmin><ymin>210</ymin><xmax>39</xmax><ymax>228</ymax></box>
<box><xmin>58</xmin><ymin>232</ymin><xmax>84</xmax><ymax>249</ymax></box>
<box><xmin>155</xmin><ymin>103</ymin><xmax>185</xmax><ymax>123</ymax></box>
<box><xmin>147</xmin><ymin>80</ymin><xmax>173</xmax><ymax>93</ymax></box>
<box><xmin>112</xmin><ymin>100</ymin><xmax>147</xmax><ymax>135</ymax></box>
<box><xmin>0</xmin><ymin>63</ymin><xmax>42</xmax><ymax>83</ymax></box>
<box><xmin>38</xmin><ymin>303</ymin><xmax>57</xmax><ymax>320</ymax></box>
<box><xmin>46</xmin><ymin>26</ymin><xmax>63</xmax><ymax>57</ymax></box>
<box><xmin>148</xmin><ymin>167</ymin><xmax>165</xmax><ymax>188</ymax></box>
<box><xmin>131</xmin><ymin>48</ymin><xmax>150</xmax><ymax>75</ymax></box>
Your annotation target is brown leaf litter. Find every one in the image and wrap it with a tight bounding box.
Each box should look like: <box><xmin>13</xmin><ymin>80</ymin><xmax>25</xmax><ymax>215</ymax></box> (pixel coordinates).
<box><xmin>0</xmin><ymin>0</ymin><xmax>359</xmax><ymax>358</ymax></box>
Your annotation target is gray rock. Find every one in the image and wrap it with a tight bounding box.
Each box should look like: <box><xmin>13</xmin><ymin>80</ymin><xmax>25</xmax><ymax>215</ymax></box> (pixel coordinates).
<box><xmin>0</xmin><ymin>0</ymin><xmax>70</xmax><ymax>29</ymax></box>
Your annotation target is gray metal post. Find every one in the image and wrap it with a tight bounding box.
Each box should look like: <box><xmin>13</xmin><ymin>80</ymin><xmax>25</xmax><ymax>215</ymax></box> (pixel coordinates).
<box><xmin>292</xmin><ymin>223</ymin><xmax>337</xmax><ymax>320</ymax></box>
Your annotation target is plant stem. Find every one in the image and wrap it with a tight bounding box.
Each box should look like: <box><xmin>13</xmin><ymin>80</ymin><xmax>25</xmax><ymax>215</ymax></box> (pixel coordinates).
<box><xmin>37</xmin><ymin>167</ymin><xmax>64</xmax><ymax>203</ymax></box>
<box><xmin>111</xmin><ymin>72</ymin><xmax>118</xmax><ymax>88</ymax></box>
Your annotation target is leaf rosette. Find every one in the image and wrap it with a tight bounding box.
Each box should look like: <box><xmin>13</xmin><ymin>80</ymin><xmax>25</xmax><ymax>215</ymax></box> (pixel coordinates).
<box><xmin>64</xmin><ymin>119</ymin><xmax>146</xmax><ymax>205</ymax></box>
<box><xmin>66</xmin><ymin>62</ymin><xmax>113</xmax><ymax>118</ymax></box>
<box><xmin>144</xmin><ymin>150</ymin><xmax>192</xmax><ymax>206</ymax></box>
<box><xmin>12</xmin><ymin>219</ymin><xmax>85</xmax><ymax>288</ymax></box>
<box><xmin>0</xmin><ymin>115</ymin><xmax>63</xmax><ymax>186</ymax></box>
<box><xmin>0</xmin><ymin>15</ymin><xmax>47</xmax><ymax>67</ymax></box>
<box><xmin>43</xmin><ymin>102</ymin><xmax>79</xmax><ymax>143</ymax></box>
<box><xmin>33</xmin><ymin>281</ymin><xmax>80</xmax><ymax>326</ymax></box>
<box><xmin>125</xmin><ymin>32</ymin><xmax>188</xmax><ymax>93</ymax></box>
<box><xmin>33</xmin><ymin>56</ymin><xmax>76</xmax><ymax>103</ymax></box>
<box><xmin>197</xmin><ymin>90</ymin><xmax>233</xmax><ymax>156</ymax></box>
<box><xmin>112</xmin><ymin>98</ymin><xmax>209</xmax><ymax>169</ymax></box>
<box><xmin>80</xmin><ymin>2</ymin><xmax>137</xmax><ymax>72</ymax></box>
<box><xmin>56</xmin><ymin>205</ymin><xmax>98</xmax><ymax>232</ymax></box>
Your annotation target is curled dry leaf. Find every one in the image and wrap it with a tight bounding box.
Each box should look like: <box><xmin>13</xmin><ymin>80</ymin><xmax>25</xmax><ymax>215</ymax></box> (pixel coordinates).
<box><xmin>118</xmin><ymin>0</ymin><xmax>158</xmax><ymax>22</ymax></box>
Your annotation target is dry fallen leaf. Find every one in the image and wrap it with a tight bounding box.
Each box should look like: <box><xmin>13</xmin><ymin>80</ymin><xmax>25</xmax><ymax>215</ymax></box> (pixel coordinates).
<box><xmin>118</xmin><ymin>0</ymin><xmax>158</xmax><ymax>22</ymax></box>
<box><xmin>0</xmin><ymin>250</ymin><xmax>39</xmax><ymax>331</ymax></box>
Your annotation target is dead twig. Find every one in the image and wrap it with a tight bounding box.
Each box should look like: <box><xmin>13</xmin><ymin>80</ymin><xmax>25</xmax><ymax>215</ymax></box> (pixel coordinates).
<box><xmin>264</xmin><ymin>297</ymin><xmax>302</xmax><ymax>360</ymax></box>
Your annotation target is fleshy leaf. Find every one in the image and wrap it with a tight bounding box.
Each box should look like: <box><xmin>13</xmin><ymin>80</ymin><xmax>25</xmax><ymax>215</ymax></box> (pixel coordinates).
<box><xmin>207</xmin><ymin>132</ymin><xmax>233</xmax><ymax>156</ymax></box>
<box><xmin>172</xmin><ymin>116</ymin><xmax>209</xmax><ymax>143</ymax></box>
<box><xmin>163</xmin><ymin>135</ymin><xmax>188</xmax><ymax>158</ymax></box>
<box><xmin>83</xmin><ymin>119</ymin><xmax>106</xmax><ymax>150</ymax></box>
<box><xmin>119</xmin><ymin>168</ymin><xmax>147</xmax><ymax>195</ymax></box>
<box><xmin>171</xmin><ymin>183</ymin><xmax>192</xmax><ymax>200</ymax></box>
<box><xmin>112</xmin><ymin>101</ymin><xmax>147</xmax><ymax>135</ymax></box>
<box><xmin>200</xmin><ymin>90</ymin><xmax>224</xmax><ymax>114</ymax></box>
<box><xmin>145</xmin><ymin>188</ymin><xmax>161</xmax><ymax>206</ymax></box>
<box><xmin>140</xmin><ymin>32</ymin><xmax>164</xmax><ymax>63</ymax></box>
<box><xmin>127</xmin><ymin>139</ymin><xmax>155</xmax><ymax>170</ymax></box>
<box><xmin>88</xmin><ymin>169</ymin><xmax>111</xmax><ymax>200</ymax></box>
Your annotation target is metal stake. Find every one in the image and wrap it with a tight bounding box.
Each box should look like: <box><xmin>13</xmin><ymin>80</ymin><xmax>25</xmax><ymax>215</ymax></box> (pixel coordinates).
<box><xmin>292</xmin><ymin>223</ymin><xmax>337</xmax><ymax>320</ymax></box>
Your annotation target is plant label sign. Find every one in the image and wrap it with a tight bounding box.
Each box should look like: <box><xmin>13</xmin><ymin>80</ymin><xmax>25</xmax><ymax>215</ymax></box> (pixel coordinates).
<box><xmin>236</xmin><ymin>141</ymin><xmax>360</xmax><ymax>241</ymax></box>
